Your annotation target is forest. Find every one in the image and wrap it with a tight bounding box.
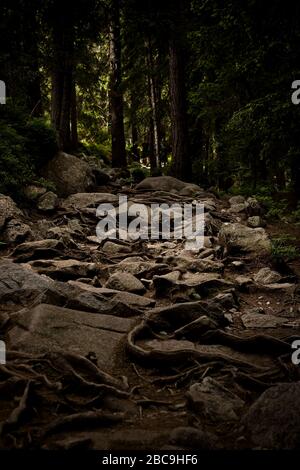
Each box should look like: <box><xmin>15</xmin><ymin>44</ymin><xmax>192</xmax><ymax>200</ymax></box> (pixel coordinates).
<box><xmin>0</xmin><ymin>0</ymin><xmax>300</xmax><ymax>457</ymax></box>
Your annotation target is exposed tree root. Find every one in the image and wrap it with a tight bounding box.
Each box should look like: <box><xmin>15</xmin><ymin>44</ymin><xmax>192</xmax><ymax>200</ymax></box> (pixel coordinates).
<box><xmin>0</xmin><ymin>381</ymin><xmax>32</xmax><ymax>435</ymax></box>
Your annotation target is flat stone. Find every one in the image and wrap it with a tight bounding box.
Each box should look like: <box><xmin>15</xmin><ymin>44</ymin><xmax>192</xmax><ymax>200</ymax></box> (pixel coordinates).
<box><xmin>68</xmin><ymin>281</ymin><xmax>155</xmax><ymax>308</ymax></box>
<box><xmin>0</xmin><ymin>260</ymin><xmax>138</xmax><ymax>316</ymax></box>
<box><xmin>107</xmin><ymin>260</ymin><xmax>168</xmax><ymax>278</ymax></box>
<box><xmin>12</xmin><ymin>239</ymin><xmax>64</xmax><ymax>261</ymax></box>
<box><xmin>8</xmin><ymin>304</ymin><xmax>136</xmax><ymax>371</ymax></box>
<box><xmin>241</xmin><ymin>312</ymin><xmax>287</xmax><ymax>328</ymax></box>
<box><xmin>61</xmin><ymin>192</ymin><xmax>118</xmax><ymax>210</ymax></box>
<box><xmin>136</xmin><ymin>176</ymin><xmax>202</xmax><ymax>194</ymax></box>
<box><xmin>27</xmin><ymin>259</ymin><xmax>98</xmax><ymax>280</ymax></box>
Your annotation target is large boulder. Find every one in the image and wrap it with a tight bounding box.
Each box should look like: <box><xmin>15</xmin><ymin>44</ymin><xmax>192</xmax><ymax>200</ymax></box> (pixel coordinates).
<box><xmin>219</xmin><ymin>223</ymin><xmax>271</xmax><ymax>255</ymax></box>
<box><xmin>243</xmin><ymin>382</ymin><xmax>300</xmax><ymax>449</ymax></box>
<box><xmin>136</xmin><ymin>176</ymin><xmax>202</xmax><ymax>195</ymax></box>
<box><xmin>8</xmin><ymin>304</ymin><xmax>136</xmax><ymax>372</ymax></box>
<box><xmin>42</xmin><ymin>152</ymin><xmax>109</xmax><ymax>197</ymax></box>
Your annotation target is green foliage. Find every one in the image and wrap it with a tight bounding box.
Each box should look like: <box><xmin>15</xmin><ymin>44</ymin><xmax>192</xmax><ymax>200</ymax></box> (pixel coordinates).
<box><xmin>129</xmin><ymin>163</ymin><xmax>149</xmax><ymax>183</ymax></box>
<box><xmin>271</xmin><ymin>236</ymin><xmax>299</xmax><ymax>261</ymax></box>
<box><xmin>24</xmin><ymin>118</ymin><xmax>58</xmax><ymax>169</ymax></box>
<box><xmin>0</xmin><ymin>103</ymin><xmax>57</xmax><ymax>196</ymax></box>
<box><xmin>78</xmin><ymin>141</ymin><xmax>111</xmax><ymax>166</ymax></box>
<box><xmin>0</xmin><ymin>120</ymin><xmax>34</xmax><ymax>195</ymax></box>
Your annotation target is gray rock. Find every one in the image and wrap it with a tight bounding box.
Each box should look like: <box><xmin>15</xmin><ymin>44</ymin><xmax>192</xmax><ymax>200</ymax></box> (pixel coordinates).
<box><xmin>153</xmin><ymin>271</ymin><xmax>232</xmax><ymax>298</ymax></box>
<box><xmin>105</xmin><ymin>272</ymin><xmax>146</xmax><ymax>294</ymax></box>
<box><xmin>235</xmin><ymin>275</ymin><xmax>253</xmax><ymax>288</ymax></box>
<box><xmin>241</xmin><ymin>312</ymin><xmax>287</xmax><ymax>328</ymax></box>
<box><xmin>162</xmin><ymin>255</ymin><xmax>223</xmax><ymax>273</ymax></box>
<box><xmin>186</xmin><ymin>377</ymin><xmax>244</xmax><ymax>422</ymax></box>
<box><xmin>253</xmin><ymin>267</ymin><xmax>281</xmax><ymax>285</ymax></box>
<box><xmin>61</xmin><ymin>192</ymin><xmax>118</xmax><ymax>210</ymax></box>
<box><xmin>12</xmin><ymin>239</ymin><xmax>64</xmax><ymax>262</ymax></box>
<box><xmin>229</xmin><ymin>203</ymin><xmax>248</xmax><ymax>214</ymax></box>
<box><xmin>0</xmin><ymin>260</ymin><xmax>65</xmax><ymax>307</ymax></box>
<box><xmin>27</xmin><ymin>259</ymin><xmax>98</xmax><ymax>280</ymax></box>
<box><xmin>247</xmin><ymin>216</ymin><xmax>265</xmax><ymax>228</ymax></box>
<box><xmin>108</xmin><ymin>259</ymin><xmax>169</xmax><ymax>278</ymax></box>
<box><xmin>246</xmin><ymin>197</ymin><xmax>262</xmax><ymax>216</ymax></box>
<box><xmin>136</xmin><ymin>176</ymin><xmax>202</xmax><ymax>194</ymax></box>
<box><xmin>0</xmin><ymin>194</ymin><xmax>23</xmax><ymax>230</ymax></box>
<box><xmin>102</xmin><ymin>241</ymin><xmax>132</xmax><ymax>255</ymax></box>
<box><xmin>231</xmin><ymin>260</ymin><xmax>244</xmax><ymax>270</ymax></box>
<box><xmin>229</xmin><ymin>195</ymin><xmax>245</xmax><ymax>205</ymax></box>
<box><xmin>8</xmin><ymin>303</ymin><xmax>136</xmax><ymax>371</ymax></box>
<box><xmin>0</xmin><ymin>260</ymin><xmax>139</xmax><ymax>316</ymax></box>
<box><xmin>219</xmin><ymin>223</ymin><xmax>271</xmax><ymax>255</ymax></box>
<box><xmin>41</xmin><ymin>151</ymin><xmax>98</xmax><ymax>197</ymax></box>
<box><xmin>243</xmin><ymin>382</ymin><xmax>300</xmax><ymax>449</ymax></box>
<box><xmin>37</xmin><ymin>191</ymin><xmax>58</xmax><ymax>211</ymax></box>
<box><xmin>68</xmin><ymin>280</ymin><xmax>155</xmax><ymax>309</ymax></box>
<box><xmin>3</xmin><ymin>219</ymin><xmax>32</xmax><ymax>243</ymax></box>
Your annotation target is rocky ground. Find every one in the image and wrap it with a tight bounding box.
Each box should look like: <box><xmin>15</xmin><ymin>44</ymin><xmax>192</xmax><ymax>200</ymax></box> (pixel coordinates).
<box><xmin>0</xmin><ymin>158</ymin><xmax>300</xmax><ymax>450</ymax></box>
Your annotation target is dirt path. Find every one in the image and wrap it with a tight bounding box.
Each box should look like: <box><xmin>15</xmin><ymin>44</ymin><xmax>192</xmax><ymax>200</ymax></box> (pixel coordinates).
<box><xmin>0</xmin><ymin>183</ymin><xmax>299</xmax><ymax>450</ymax></box>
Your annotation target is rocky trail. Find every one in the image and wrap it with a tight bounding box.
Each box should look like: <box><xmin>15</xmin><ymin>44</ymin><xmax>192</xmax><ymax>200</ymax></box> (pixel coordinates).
<box><xmin>0</xmin><ymin>169</ymin><xmax>300</xmax><ymax>450</ymax></box>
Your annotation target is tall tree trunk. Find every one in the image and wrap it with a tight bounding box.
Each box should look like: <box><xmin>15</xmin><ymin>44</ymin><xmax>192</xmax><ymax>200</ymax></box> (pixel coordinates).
<box><xmin>168</xmin><ymin>0</ymin><xmax>191</xmax><ymax>181</ymax></box>
<box><xmin>109</xmin><ymin>0</ymin><xmax>127</xmax><ymax>168</ymax></box>
<box><xmin>71</xmin><ymin>78</ymin><xmax>78</xmax><ymax>150</ymax></box>
<box><xmin>148</xmin><ymin>118</ymin><xmax>156</xmax><ymax>171</ymax></box>
<box><xmin>51</xmin><ymin>20</ymin><xmax>76</xmax><ymax>152</ymax></box>
<box><xmin>146</xmin><ymin>38</ymin><xmax>160</xmax><ymax>169</ymax></box>
<box><xmin>130</xmin><ymin>93</ymin><xmax>138</xmax><ymax>146</ymax></box>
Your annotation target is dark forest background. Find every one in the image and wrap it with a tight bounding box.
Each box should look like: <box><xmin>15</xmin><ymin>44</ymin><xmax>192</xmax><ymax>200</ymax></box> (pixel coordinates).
<box><xmin>1</xmin><ymin>0</ymin><xmax>300</xmax><ymax>204</ymax></box>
